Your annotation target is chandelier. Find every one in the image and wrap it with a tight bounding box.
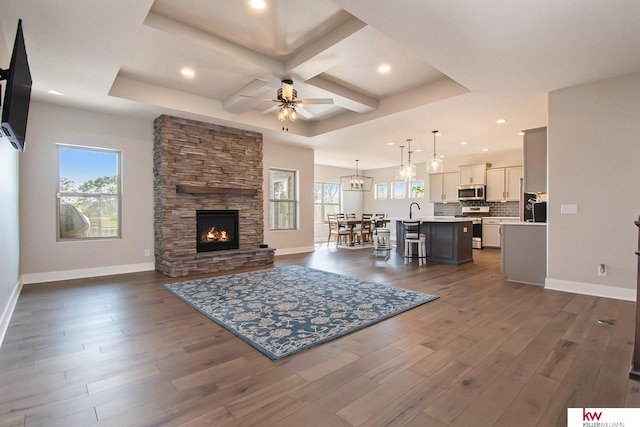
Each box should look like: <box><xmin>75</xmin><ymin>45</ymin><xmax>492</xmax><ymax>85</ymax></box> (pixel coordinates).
<box><xmin>396</xmin><ymin>139</ymin><xmax>416</xmax><ymax>182</ymax></box>
<box><xmin>340</xmin><ymin>160</ymin><xmax>373</xmax><ymax>191</ymax></box>
<box><xmin>427</xmin><ymin>130</ymin><xmax>444</xmax><ymax>174</ymax></box>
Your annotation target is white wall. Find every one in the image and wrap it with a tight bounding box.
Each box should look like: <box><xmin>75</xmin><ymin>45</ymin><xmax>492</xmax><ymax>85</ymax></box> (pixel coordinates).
<box><xmin>0</xmin><ymin>24</ymin><xmax>21</xmax><ymax>345</ymax></box>
<box><xmin>263</xmin><ymin>141</ymin><xmax>315</xmax><ymax>254</ymax></box>
<box><xmin>19</xmin><ymin>102</ymin><xmax>155</xmax><ymax>283</ymax></box>
<box><xmin>546</xmin><ymin>72</ymin><xmax>640</xmax><ymax>301</ymax></box>
<box><xmin>0</xmin><ymin>128</ymin><xmax>21</xmax><ymax>345</ymax></box>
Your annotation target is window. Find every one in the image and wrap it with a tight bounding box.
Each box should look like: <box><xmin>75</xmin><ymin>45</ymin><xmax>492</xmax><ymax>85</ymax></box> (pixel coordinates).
<box><xmin>410</xmin><ymin>180</ymin><xmax>425</xmax><ymax>198</ymax></box>
<box><xmin>375</xmin><ymin>183</ymin><xmax>388</xmax><ymax>200</ymax></box>
<box><xmin>391</xmin><ymin>181</ymin><xmax>406</xmax><ymax>199</ymax></box>
<box><xmin>269</xmin><ymin>169</ymin><xmax>297</xmax><ymax>230</ymax></box>
<box><xmin>57</xmin><ymin>144</ymin><xmax>121</xmax><ymax>239</ymax></box>
<box><xmin>314</xmin><ymin>182</ymin><xmax>340</xmax><ymax>224</ymax></box>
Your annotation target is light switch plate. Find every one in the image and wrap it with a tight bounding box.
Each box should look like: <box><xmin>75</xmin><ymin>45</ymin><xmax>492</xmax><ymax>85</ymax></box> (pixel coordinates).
<box><xmin>561</xmin><ymin>204</ymin><xmax>578</xmax><ymax>214</ymax></box>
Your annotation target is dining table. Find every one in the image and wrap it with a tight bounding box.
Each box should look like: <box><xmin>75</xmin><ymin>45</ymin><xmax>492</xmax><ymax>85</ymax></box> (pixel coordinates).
<box><xmin>324</xmin><ymin>218</ymin><xmax>391</xmax><ymax>246</ymax></box>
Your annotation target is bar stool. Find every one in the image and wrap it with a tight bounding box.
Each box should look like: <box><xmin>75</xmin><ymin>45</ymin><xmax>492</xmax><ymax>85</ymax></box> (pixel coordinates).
<box><xmin>403</xmin><ymin>220</ymin><xmax>426</xmax><ymax>265</ymax></box>
<box><xmin>373</xmin><ymin>228</ymin><xmax>391</xmax><ymax>258</ymax></box>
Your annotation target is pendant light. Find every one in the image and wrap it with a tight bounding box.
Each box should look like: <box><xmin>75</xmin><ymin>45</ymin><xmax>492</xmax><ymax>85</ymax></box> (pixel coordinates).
<box><xmin>403</xmin><ymin>139</ymin><xmax>416</xmax><ymax>182</ymax></box>
<box><xmin>340</xmin><ymin>160</ymin><xmax>373</xmax><ymax>191</ymax></box>
<box><xmin>427</xmin><ymin>130</ymin><xmax>444</xmax><ymax>174</ymax></box>
<box><xmin>395</xmin><ymin>145</ymin><xmax>406</xmax><ymax>180</ymax></box>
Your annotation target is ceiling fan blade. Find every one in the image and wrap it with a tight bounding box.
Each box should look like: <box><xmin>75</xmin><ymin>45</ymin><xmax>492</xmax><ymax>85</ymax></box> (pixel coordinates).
<box><xmin>295</xmin><ymin>98</ymin><xmax>334</xmax><ymax>105</ymax></box>
<box><xmin>295</xmin><ymin>106</ymin><xmax>314</xmax><ymax>119</ymax></box>
<box><xmin>240</xmin><ymin>95</ymin><xmax>280</xmax><ymax>102</ymax></box>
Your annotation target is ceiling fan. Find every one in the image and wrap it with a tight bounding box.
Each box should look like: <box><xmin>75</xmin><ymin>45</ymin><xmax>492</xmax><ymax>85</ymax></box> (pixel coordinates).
<box><xmin>242</xmin><ymin>79</ymin><xmax>333</xmax><ymax>125</ymax></box>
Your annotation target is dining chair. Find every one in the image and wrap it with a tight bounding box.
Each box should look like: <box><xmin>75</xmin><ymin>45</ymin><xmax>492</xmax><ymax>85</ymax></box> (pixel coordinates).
<box><xmin>327</xmin><ymin>214</ymin><xmax>350</xmax><ymax>246</ymax></box>
<box><xmin>402</xmin><ymin>220</ymin><xmax>426</xmax><ymax>265</ymax></box>
<box><xmin>374</xmin><ymin>213</ymin><xmax>387</xmax><ymax>228</ymax></box>
<box><xmin>356</xmin><ymin>214</ymin><xmax>373</xmax><ymax>244</ymax></box>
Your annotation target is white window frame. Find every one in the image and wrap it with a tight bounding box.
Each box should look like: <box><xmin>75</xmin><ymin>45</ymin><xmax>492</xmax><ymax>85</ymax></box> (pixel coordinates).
<box><xmin>269</xmin><ymin>168</ymin><xmax>298</xmax><ymax>230</ymax></box>
<box><xmin>375</xmin><ymin>183</ymin><xmax>389</xmax><ymax>200</ymax></box>
<box><xmin>314</xmin><ymin>182</ymin><xmax>341</xmax><ymax>225</ymax></box>
<box><xmin>391</xmin><ymin>181</ymin><xmax>406</xmax><ymax>199</ymax></box>
<box><xmin>410</xmin><ymin>180</ymin><xmax>425</xmax><ymax>199</ymax></box>
<box><xmin>57</xmin><ymin>144</ymin><xmax>122</xmax><ymax>240</ymax></box>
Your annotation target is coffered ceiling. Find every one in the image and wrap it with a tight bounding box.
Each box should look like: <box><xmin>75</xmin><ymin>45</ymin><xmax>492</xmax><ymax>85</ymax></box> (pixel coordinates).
<box><xmin>1</xmin><ymin>0</ymin><xmax>639</xmax><ymax>169</ymax></box>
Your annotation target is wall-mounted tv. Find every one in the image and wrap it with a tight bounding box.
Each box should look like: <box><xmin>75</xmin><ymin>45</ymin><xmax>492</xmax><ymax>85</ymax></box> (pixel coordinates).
<box><xmin>1</xmin><ymin>19</ymin><xmax>32</xmax><ymax>152</ymax></box>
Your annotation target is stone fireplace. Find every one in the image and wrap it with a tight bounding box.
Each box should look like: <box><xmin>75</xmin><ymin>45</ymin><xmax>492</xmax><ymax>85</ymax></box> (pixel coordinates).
<box><xmin>153</xmin><ymin>115</ymin><xmax>275</xmax><ymax>277</ymax></box>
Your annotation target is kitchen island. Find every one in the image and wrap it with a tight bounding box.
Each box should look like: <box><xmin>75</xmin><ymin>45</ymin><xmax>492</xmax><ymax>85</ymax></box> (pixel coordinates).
<box><xmin>395</xmin><ymin>217</ymin><xmax>474</xmax><ymax>265</ymax></box>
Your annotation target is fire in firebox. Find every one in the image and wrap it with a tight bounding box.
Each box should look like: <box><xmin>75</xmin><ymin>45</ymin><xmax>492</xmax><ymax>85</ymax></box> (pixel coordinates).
<box><xmin>200</xmin><ymin>226</ymin><xmax>230</xmax><ymax>243</ymax></box>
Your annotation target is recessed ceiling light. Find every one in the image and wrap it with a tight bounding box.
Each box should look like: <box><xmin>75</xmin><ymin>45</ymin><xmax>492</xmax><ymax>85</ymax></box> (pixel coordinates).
<box><xmin>377</xmin><ymin>64</ymin><xmax>391</xmax><ymax>73</ymax></box>
<box><xmin>460</xmin><ymin>141</ymin><xmax>467</xmax><ymax>145</ymax></box>
<box><xmin>48</xmin><ymin>90</ymin><xmax>64</xmax><ymax>96</ymax></box>
<box><xmin>181</xmin><ymin>68</ymin><xmax>195</xmax><ymax>78</ymax></box>
<box><xmin>250</xmin><ymin>0</ymin><xmax>266</xmax><ymax>9</ymax></box>
<box><xmin>482</xmin><ymin>148</ymin><xmax>489</xmax><ymax>152</ymax></box>
<box><xmin>496</xmin><ymin>118</ymin><xmax>507</xmax><ymax>124</ymax></box>
<box><xmin>386</xmin><ymin>142</ymin><xmax>394</xmax><ymax>146</ymax></box>
<box><xmin>415</xmin><ymin>149</ymin><xmax>422</xmax><ymax>153</ymax></box>
<box><xmin>435</xmin><ymin>132</ymin><xmax>442</xmax><ymax>136</ymax></box>
<box><xmin>518</xmin><ymin>131</ymin><xmax>525</xmax><ymax>136</ymax></box>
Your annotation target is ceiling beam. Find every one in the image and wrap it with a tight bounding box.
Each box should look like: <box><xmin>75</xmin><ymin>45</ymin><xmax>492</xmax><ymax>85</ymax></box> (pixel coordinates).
<box><xmin>284</xmin><ymin>16</ymin><xmax>367</xmax><ymax>78</ymax></box>
<box><xmin>222</xmin><ymin>79</ymin><xmax>272</xmax><ymax>113</ymax></box>
<box><xmin>144</xmin><ymin>11</ymin><xmax>282</xmax><ymax>73</ymax></box>
<box><xmin>306</xmin><ymin>75</ymin><xmax>378</xmax><ymax>113</ymax></box>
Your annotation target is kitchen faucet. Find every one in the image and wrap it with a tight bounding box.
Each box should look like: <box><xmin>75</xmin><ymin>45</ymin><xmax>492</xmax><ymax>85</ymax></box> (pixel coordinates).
<box><xmin>409</xmin><ymin>202</ymin><xmax>420</xmax><ymax>219</ymax></box>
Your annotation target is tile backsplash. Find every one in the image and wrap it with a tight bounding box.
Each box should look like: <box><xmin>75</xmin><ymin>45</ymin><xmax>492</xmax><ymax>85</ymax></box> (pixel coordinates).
<box><xmin>434</xmin><ymin>201</ymin><xmax>520</xmax><ymax>217</ymax></box>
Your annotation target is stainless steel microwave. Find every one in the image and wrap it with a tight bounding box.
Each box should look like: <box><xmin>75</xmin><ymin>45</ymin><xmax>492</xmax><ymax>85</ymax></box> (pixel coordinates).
<box><xmin>458</xmin><ymin>185</ymin><xmax>485</xmax><ymax>201</ymax></box>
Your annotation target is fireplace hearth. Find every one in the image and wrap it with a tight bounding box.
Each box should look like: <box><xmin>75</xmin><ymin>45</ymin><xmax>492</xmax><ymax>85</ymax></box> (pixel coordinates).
<box><xmin>196</xmin><ymin>210</ymin><xmax>239</xmax><ymax>252</ymax></box>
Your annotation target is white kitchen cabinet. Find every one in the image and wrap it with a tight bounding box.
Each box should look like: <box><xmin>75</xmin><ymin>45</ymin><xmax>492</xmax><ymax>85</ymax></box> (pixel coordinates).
<box><xmin>486</xmin><ymin>166</ymin><xmax>522</xmax><ymax>202</ymax></box>
<box><xmin>429</xmin><ymin>172</ymin><xmax>459</xmax><ymax>203</ymax></box>
<box><xmin>482</xmin><ymin>218</ymin><xmax>501</xmax><ymax>248</ymax></box>
<box><xmin>459</xmin><ymin>164</ymin><xmax>489</xmax><ymax>186</ymax></box>
<box><xmin>482</xmin><ymin>217</ymin><xmax>520</xmax><ymax>248</ymax></box>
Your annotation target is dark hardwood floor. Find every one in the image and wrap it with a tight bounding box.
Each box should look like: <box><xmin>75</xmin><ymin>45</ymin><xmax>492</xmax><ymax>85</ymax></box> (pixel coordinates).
<box><xmin>1</xmin><ymin>246</ymin><xmax>638</xmax><ymax>426</ymax></box>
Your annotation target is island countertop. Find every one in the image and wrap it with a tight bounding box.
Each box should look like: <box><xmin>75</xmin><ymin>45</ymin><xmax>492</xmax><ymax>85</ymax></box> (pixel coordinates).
<box><xmin>391</xmin><ymin>216</ymin><xmax>473</xmax><ymax>223</ymax></box>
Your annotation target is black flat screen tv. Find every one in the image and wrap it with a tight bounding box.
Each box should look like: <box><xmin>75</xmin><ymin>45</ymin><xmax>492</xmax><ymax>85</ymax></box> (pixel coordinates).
<box><xmin>1</xmin><ymin>19</ymin><xmax>32</xmax><ymax>152</ymax></box>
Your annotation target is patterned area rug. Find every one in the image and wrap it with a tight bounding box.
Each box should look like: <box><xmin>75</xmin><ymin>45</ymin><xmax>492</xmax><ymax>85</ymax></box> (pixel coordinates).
<box><xmin>163</xmin><ymin>265</ymin><xmax>439</xmax><ymax>360</ymax></box>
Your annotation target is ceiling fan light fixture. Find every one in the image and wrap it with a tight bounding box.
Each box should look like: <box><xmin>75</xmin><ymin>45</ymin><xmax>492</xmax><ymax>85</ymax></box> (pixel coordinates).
<box><xmin>427</xmin><ymin>130</ymin><xmax>444</xmax><ymax>174</ymax></box>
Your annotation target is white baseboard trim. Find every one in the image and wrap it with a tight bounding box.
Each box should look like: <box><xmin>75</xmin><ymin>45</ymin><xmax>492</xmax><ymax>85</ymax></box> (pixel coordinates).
<box><xmin>274</xmin><ymin>246</ymin><xmax>316</xmax><ymax>256</ymax></box>
<box><xmin>0</xmin><ymin>279</ymin><xmax>22</xmax><ymax>349</ymax></box>
<box><xmin>21</xmin><ymin>262</ymin><xmax>156</xmax><ymax>285</ymax></box>
<box><xmin>545</xmin><ymin>278</ymin><xmax>636</xmax><ymax>302</ymax></box>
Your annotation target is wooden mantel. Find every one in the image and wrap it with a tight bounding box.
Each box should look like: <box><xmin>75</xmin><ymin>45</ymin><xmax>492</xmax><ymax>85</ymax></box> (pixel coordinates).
<box><xmin>176</xmin><ymin>184</ymin><xmax>258</xmax><ymax>196</ymax></box>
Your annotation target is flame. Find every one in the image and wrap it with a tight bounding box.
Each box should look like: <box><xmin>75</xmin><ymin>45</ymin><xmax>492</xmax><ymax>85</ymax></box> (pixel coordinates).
<box><xmin>201</xmin><ymin>226</ymin><xmax>231</xmax><ymax>243</ymax></box>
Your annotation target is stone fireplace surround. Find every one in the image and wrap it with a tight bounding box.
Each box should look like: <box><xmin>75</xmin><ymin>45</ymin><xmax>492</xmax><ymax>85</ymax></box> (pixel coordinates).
<box><xmin>153</xmin><ymin>115</ymin><xmax>274</xmax><ymax>277</ymax></box>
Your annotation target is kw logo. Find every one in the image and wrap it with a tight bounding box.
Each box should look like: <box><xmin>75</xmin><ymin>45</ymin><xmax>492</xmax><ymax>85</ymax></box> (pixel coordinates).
<box><xmin>583</xmin><ymin>408</ymin><xmax>603</xmax><ymax>421</ymax></box>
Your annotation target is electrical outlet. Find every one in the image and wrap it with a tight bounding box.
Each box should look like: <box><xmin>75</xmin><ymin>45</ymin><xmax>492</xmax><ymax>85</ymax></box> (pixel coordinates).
<box><xmin>561</xmin><ymin>204</ymin><xmax>578</xmax><ymax>214</ymax></box>
<box><xmin>144</xmin><ymin>249</ymin><xmax>151</xmax><ymax>257</ymax></box>
<box><xmin>598</xmin><ymin>264</ymin><xmax>607</xmax><ymax>276</ymax></box>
